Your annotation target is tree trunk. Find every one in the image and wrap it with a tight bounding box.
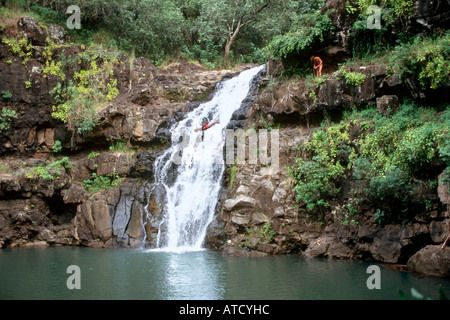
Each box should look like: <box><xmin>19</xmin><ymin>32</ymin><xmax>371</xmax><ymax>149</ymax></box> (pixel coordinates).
<box><xmin>223</xmin><ymin>22</ymin><xmax>241</xmax><ymax>68</ymax></box>
<box><xmin>224</xmin><ymin>39</ymin><xmax>233</xmax><ymax>68</ymax></box>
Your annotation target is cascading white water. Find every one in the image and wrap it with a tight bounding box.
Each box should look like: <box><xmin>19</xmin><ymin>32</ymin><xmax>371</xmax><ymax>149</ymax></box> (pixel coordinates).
<box><xmin>152</xmin><ymin>65</ymin><xmax>264</xmax><ymax>252</ymax></box>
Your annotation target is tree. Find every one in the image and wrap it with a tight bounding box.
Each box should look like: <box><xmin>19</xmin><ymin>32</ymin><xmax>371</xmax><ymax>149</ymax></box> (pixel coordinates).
<box><xmin>196</xmin><ymin>0</ymin><xmax>291</xmax><ymax>66</ymax></box>
<box><xmin>263</xmin><ymin>0</ymin><xmax>332</xmax><ymax>60</ymax></box>
<box><xmin>132</xmin><ymin>0</ymin><xmax>185</xmax><ymax>60</ymax></box>
<box><xmin>33</xmin><ymin>0</ymin><xmax>185</xmax><ymax>62</ymax></box>
<box><xmin>31</xmin><ymin>0</ymin><xmax>301</xmax><ymax>65</ymax></box>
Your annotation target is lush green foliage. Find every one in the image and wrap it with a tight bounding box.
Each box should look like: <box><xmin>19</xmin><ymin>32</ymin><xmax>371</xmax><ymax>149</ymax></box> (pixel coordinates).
<box><xmin>50</xmin><ymin>46</ymin><xmax>120</xmax><ymax>140</ymax></box>
<box><xmin>109</xmin><ymin>140</ymin><xmax>131</xmax><ymax>153</ymax></box>
<box><xmin>191</xmin><ymin>0</ymin><xmax>296</xmax><ymax>66</ymax></box>
<box><xmin>52</xmin><ymin>140</ymin><xmax>62</xmax><ymax>153</ymax></box>
<box><xmin>264</xmin><ymin>6</ymin><xmax>333</xmax><ymax>58</ymax></box>
<box><xmin>1</xmin><ymin>35</ymin><xmax>32</xmax><ymax>65</ymax></box>
<box><xmin>24</xmin><ymin>0</ymin><xmax>303</xmax><ymax>66</ymax></box>
<box><xmin>338</xmin><ymin>68</ymin><xmax>367</xmax><ymax>86</ymax></box>
<box><xmin>290</xmin><ymin>102</ymin><xmax>450</xmax><ymax>222</ymax></box>
<box><xmin>288</xmin><ymin>122</ymin><xmax>350</xmax><ymax>210</ymax></box>
<box><xmin>83</xmin><ymin>172</ymin><xmax>121</xmax><ymax>193</ymax></box>
<box><xmin>351</xmin><ymin>0</ymin><xmax>415</xmax><ymax>21</ymax></box>
<box><xmin>1</xmin><ymin>91</ymin><xmax>12</xmax><ymax>100</ymax></box>
<box><xmin>87</xmin><ymin>151</ymin><xmax>100</xmax><ymax>160</ymax></box>
<box><xmin>0</xmin><ymin>107</ymin><xmax>18</xmax><ymax>132</ymax></box>
<box><xmin>348</xmin><ymin>0</ymin><xmax>416</xmax><ymax>58</ymax></box>
<box><xmin>351</xmin><ymin>104</ymin><xmax>449</xmax><ymax>216</ymax></box>
<box><xmin>229</xmin><ymin>165</ymin><xmax>239</xmax><ymax>189</ymax></box>
<box><xmin>388</xmin><ymin>33</ymin><xmax>450</xmax><ymax>89</ymax></box>
<box><xmin>26</xmin><ymin>157</ymin><xmax>73</xmax><ymax>180</ymax></box>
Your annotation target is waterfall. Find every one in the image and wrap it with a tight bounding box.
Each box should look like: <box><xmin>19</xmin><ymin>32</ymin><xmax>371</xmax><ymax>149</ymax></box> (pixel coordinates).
<box><xmin>151</xmin><ymin>65</ymin><xmax>265</xmax><ymax>251</ymax></box>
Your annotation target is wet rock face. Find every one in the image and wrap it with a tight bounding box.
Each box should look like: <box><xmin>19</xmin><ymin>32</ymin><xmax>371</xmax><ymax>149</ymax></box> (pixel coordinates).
<box><xmin>228</xmin><ymin>66</ymin><xmax>265</xmax><ymax>130</ymax></box>
<box><xmin>74</xmin><ymin>180</ymin><xmax>157</xmax><ymax>248</ymax></box>
<box><xmin>64</xmin><ymin>150</ymin><xmax>167</xmax><ymax>248</ymax></box>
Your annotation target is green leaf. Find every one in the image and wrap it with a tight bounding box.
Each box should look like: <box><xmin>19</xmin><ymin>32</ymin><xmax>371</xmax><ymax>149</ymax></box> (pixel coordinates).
<box><xmin>410</xmin><ymin>288</ymin><xmax>424</xmax><ymax>300</ymax></box>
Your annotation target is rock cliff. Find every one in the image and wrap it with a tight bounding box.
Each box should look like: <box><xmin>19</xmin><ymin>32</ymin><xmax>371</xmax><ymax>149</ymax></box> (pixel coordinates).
<box><xmin>211</xmin><ymin>0</ymin><xmax>450</xmax><ymax>278</ymax></box>
<box><xmin>0</xmin><ymin>2</ymin><xmax>449</xmax><ymax>280</ymax></box>
<box><xmin>0</xmin><ymin>15</ymin><xmax>253</xmax><ymax>249</ymax></box>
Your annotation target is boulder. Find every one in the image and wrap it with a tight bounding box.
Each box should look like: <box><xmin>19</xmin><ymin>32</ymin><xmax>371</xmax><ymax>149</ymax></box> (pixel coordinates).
<box><xmin>328</xmin><ymin>242</ymin><xmax>353</xmax><ymax>259</ymax></box>
<box><xmin>17</xmin><ymin>16</ymin><xmax>67</xmax><ymax>47</ymax></box>
<box><xmin>376</xmin><ymin>95</ymin><xmax>399</xmax><ymax>115</ymax></box>
<box><xmin>230</xmin><ymin>213</ymin><xmax>250</xmax><ymax>226</ymax></box>
<box><xmin>357</xmin><ymin>224</ymin><xmax>380</xmax><ymax>241</ymax></box>
<box><xmin>252</xmin><ymin>212</ymin><xmax>270</xmax><ymax>225</ymax></box>
<box><xmin>369</xmin><ymin>226</ymin><xmax>406</xmax><ymax>263</ymax></box>
<box><xmin>223</xmin><ymin>195</ymin><xmax>257</xmax><ymax>212</ymax></box>
<box><xmin>272</xmin><ymin>184</ymin><xmax>287</xmax><ymax>205</ymax></box>
<box><xmin>126</xmin><ymin>201</ymin><xmax>145</xmax><ymax>239</ymax></box>
<box><xmin>63</xmin><ymin>182</ymin><xmax>85</xmax><ymax>204</ymax></box>
<box><xmin>304</xmin><ymin>236</ymin><xmax>334</xmax><ymax>258</ymax></box>
<box><xmin>236</xmin><ymin>184</ymin><xmax>250</xmax><ymax>195</ymax></box>
<box><xmin>407</xmin><ymin>245</ymin><xmax>450</xmax><ymax>278</ymax></box>
<box><xmin>98</xmin><ymin>101</ymin><xmax>185</xmax><ymax>143</ymax></box>
<box><xmin>17</xmin><ymin>16</ymin><xmax>48</xmax><ymax>46</ymax></box>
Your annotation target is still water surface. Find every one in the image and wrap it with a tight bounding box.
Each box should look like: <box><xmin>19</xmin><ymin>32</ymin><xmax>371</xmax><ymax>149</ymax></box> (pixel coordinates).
<box><xmin>0</xmin><ymin>247</ymin><xmax>449</xmax><ymax>300</ymax></box>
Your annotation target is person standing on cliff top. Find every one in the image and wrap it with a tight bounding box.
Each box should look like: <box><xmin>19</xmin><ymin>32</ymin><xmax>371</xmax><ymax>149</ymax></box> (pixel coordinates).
<box><xmin>195</xmin><ymin>117</ymin><xmax>220</xmax><ymax>141</ymax></box>
<box><xmin>311</xmin><ymin>56</ymin><xmax>323</xmax><ymax>78</ymax></box>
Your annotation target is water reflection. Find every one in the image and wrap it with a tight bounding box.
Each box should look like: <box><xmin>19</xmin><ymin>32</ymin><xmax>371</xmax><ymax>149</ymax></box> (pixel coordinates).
<box><xmin>155</xmin><ymin>250</ymin><xmax>225</xmax><ymax>300</ymax></box>
<box><xmin>1</xmin><ymin>248</ymin><xmax>449</xmax><ymax>300</ymax></box>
